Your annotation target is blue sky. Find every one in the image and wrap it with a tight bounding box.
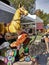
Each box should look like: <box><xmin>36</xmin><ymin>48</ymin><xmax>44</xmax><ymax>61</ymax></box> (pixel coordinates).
<box><xmin>36</xmin><ymin>0</ymin><xmax>49</xmax><ymax>13</ymax></box>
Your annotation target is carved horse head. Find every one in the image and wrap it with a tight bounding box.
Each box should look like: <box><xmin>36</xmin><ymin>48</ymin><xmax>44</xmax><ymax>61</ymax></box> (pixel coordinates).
<box><xmin>18</xmin><ymin>3</ymin><xmax>28</xmax><ymax>16</ymax></box>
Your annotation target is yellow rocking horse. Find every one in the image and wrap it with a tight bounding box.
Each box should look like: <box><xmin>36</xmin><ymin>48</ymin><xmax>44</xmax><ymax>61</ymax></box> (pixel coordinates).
<box><xmin>6</xmin><ymin>4</ymin><xmax>28</xmax><ymax>34</ymax></box>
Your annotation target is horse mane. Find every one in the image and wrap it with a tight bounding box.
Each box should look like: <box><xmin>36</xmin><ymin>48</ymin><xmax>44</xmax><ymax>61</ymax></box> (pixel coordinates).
<box><xmin>0</xmin><ymin>23</ymin><xmax>4</xmax><ymax>34</ymax></box>
<box><xmin>0</xmin><ymin>23</ymin><xmax>6</xmax><ymax>34</ymax></box>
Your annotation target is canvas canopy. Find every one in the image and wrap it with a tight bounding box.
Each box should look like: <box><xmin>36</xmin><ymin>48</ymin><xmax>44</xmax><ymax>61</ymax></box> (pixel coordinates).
<box><xmin>0</xmin><ymin>1</ymin><xmax>43</xmax><ymax>23</ymax></box>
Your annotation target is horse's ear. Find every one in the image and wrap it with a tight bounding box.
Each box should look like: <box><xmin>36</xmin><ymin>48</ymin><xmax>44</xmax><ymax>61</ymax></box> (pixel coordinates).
<box><xmin>18</xmin><ymin>3</ymin><xmax>22</xmax><ymax>8</ymax></box>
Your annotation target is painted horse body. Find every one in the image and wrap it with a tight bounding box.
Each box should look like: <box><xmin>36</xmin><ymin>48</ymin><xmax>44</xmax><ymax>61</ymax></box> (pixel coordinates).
<box><xmin>6</xmin><ymin>5</ymin><xmax>28</xmax><ymax>33</ymax></box>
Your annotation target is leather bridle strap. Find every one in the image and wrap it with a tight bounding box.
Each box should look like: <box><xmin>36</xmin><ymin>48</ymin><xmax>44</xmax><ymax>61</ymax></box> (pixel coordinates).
<box><xmin>13</xmin><ymin>19</ymin><xmax>21</xmax><ymax>24</ymax></box>
<box><xmin>13</xmin><ymin>19</ymin><xmax>20</xmax><ymax>21</ymax></box>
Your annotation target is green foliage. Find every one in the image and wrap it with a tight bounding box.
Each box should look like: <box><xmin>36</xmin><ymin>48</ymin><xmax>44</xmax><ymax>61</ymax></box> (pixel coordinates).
<box><xmin>35</xmin><ymin>9</ymin><xmax>49</xmax><ymax>26</ymax></box>
<box><xmin>9</xmin><ymin>0</ymin><xmax>35</xmax><ymax>12</ymax></box>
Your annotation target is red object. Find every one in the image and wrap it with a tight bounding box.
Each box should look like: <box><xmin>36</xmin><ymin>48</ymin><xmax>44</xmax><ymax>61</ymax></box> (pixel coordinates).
<box><xmin>11</xmin><ymin>33</ymin><xmax>28</xmax><ymax>47</ymax></box>
<box><xmin>36</xmin><ymin>23</ymin><xmax>44</xmax><ymax>30</ymax></box>
<box><xmin>15</xmin><ymin>33</ymin><xmax>28</xmax><ymax>46</ymax></box>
